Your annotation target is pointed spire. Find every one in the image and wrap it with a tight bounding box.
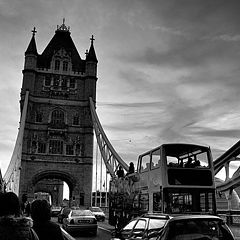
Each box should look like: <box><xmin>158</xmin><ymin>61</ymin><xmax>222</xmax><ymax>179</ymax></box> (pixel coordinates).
<box><xmin>25</xmin><ymin>27</ymin><xmax>38</xmax><ymax>55</ymax></box>
<box><xmin>86</xmin><ymin>35</ymin><xmax>98</xmax><ymax>62</ymax></box>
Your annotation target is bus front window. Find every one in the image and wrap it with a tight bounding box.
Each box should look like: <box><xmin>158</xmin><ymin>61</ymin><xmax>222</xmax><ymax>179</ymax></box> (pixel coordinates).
<box><xmin>164</xmin><ymin>190</ymin><xmax>215</xmax><ymax>214</ymax></box>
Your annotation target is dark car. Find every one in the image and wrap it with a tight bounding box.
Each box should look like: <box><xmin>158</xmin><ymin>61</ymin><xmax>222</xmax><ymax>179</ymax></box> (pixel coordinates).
<box><xmin>156</xmin><ymin>214</ymin><xmax>234</xmax><ymax>240</ymax></box>
<box><xmin>89</xmin><ymin>207</ymin><xmax>106</xmax><ymax>221</ymax></box>
<box><xmin>111</xmin><ymin>213</ymin><xmax>170</xmax><ymax>240</ymax></box>
<box><xmin>62</xmin><ymin>209</ymin><xmax>98</xmax><ymax>236</ymax></box>
<box><xmin>58</xmin><ymin>207</ymin><xmax>71</xmax><ymax>223</ymax></box>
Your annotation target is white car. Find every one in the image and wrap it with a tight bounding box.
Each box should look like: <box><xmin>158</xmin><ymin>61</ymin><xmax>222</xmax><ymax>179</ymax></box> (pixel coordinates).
<box><xmin>89</xmin><ymin>207</ymin><xmax>106</xmax><ymax>221</ymax></box>
<box><xmin>62</xmin><ymin>209</ymin><xmax>98</xmax><ymax>236</ymax></box>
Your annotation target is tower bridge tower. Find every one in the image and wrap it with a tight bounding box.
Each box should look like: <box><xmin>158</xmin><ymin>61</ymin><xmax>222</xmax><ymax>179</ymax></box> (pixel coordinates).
<box><xmin>19</xmin><ymin>21</ymin><xmax>98</xmax><ymax>206</ymax></box>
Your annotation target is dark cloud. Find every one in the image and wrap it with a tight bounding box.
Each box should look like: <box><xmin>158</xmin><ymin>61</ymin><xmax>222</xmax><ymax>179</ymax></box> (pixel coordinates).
<box><xmin>143</xmin><ymin>0</ymin><xmax>240</xmax><ymax>35</ymax></box>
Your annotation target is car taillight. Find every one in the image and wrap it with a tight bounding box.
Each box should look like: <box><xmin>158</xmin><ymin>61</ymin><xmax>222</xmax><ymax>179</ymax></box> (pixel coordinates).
<box><xmin>70</xmin><ymin>219</ymin><xmax>74</xmax><ymax>224</ymax></box>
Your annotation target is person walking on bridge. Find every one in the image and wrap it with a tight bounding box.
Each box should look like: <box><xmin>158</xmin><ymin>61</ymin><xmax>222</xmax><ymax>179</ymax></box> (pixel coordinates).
<box><xmin>31</xmin><ymin>199</ymin><xmax>64</xmax><ymax>240</ymax></box>
<box><xmin>0</xmin><ymin>191</ymin><xmax>39</xmax><ymax>240</ymax></box>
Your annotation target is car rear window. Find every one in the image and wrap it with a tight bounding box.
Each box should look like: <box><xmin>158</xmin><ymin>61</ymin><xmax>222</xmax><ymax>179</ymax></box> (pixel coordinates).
<box><xmin>149</xmin><ymin>218</ymin><xmax>167</xmax><ymax>230</ymax></box>
<box><xmin>90</xmin><ymin>207</ymin><xmax>102</xmax><ymax>212</ymax></box>
<box><xmin>72</xmin><ymin>210</ymin><xmax>93</xmax><ymax>216</ymax></box>
<box><xmin>169</xmin><ymin>219</ymin><xmax>224</xmax><ymax>239</ymax></box>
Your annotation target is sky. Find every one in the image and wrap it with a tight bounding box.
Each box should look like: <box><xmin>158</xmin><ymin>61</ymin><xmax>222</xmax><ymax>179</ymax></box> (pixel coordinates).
<box><xmin>1</xmin><ymin>0</ymin><xmax>240</xmax><ymax>190</ymax></box>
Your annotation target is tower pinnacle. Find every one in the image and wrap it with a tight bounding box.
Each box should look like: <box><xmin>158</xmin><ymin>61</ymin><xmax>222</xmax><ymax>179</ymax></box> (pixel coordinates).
<box><xmin>56</xmin><ymin>18</ymin><xmax>70</xmax><ymax>32</ymax></box>
<box><xmin>32</xmin><ymin>27</ymin><xmax>37</xmax><ymax>36</ymax></box>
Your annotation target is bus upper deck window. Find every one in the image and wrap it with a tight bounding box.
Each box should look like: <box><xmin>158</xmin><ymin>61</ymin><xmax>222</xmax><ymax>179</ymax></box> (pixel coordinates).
<box><xmin>141</xmin><ymin>154</ymin><xmax>151</xmax><ymax>172</ymax></box>
<box><xmin>151</xmin><ymin>149</ymin><xmax>161</xmax><ymax>169</ymax></box>
<box><xmin>167</xmin><ymin>156</ymin><xmax>181</xmax><ymax>167</ymax></box>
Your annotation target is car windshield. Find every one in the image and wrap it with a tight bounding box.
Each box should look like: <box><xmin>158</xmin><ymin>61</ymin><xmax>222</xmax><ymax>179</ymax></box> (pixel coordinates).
<box><xmin>168</xmin><ymin>219</ymin><xmax>224</xmax><ymax>239</ymax></box>
<box><xmin>149</xmin><ymin>218</ymin><xmax>167</xmax><ymax>230</ymax></box>
<box><xmin>72</xmin><ymin>210</ymin><xmax>93</xmax><ymax>216</ymax></box>
<box><xmin>90</xmin><ymin>207</ymin><xmax>102</xmax><ymax>212</ymax></box>
<box><xmin>123</xmin><ymin>219</ymin><xmax>138</xmax><ymax>230</ymax></box>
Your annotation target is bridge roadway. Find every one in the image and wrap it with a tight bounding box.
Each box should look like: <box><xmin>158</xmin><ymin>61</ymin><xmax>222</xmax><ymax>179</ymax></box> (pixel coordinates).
<box><xmin>52</xmin><ymin>217</ymin><xmax>240</xmax><ymax>240</ymax></box>
<box><xmin>52</xmin><ymin>217</ymin><xmax>113</xmax><ymax>240</ymax></box>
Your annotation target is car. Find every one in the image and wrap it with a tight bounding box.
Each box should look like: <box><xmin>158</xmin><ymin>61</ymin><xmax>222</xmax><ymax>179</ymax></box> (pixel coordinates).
<box><xmin>89</xmin><ymin>207</ymin><xmax>106</xmax><ymax>221</ymax></box>
<box><xmin>156</xmin><ymin>214</ymin><xmax>235</xmax><ymax>240</ymax></box>
<box><xmin>51</xmin><ymin>206</ymin><xmax>62</xmax><ymax>217</ymax></box>
<box><xmin>111</xmin><ymin>213</ymin><xmax>170</xmax><ymax>240</ymax></box>
<box><xmin>62</xmin><ymin>209</ymin><xmax>98</xmax><ymax>236</ymax></box>
<box><xmin>58</xmin><ymin>207</ymin><xmax>71</xmax><ymax>223</ymax></box>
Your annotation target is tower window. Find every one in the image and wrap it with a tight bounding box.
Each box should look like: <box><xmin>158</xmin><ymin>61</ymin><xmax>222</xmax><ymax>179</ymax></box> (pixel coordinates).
<box><xmin>38</xmin><ymin>142</ymin><xmax>46</xmax><ymax>153</ymax></box>
<box><xmin>44</xmin><ymin>76</ymin><xmax>51</xmax><ymax>86</ymax></box>
<box><xmin>49</xmin><ymin>140</ymin><xmax>63</xmax><ymax>154</ymax></box>
<box><xmin>66</xmin><ymin>144</ymin><xmax>74</xmax><ymax>155</ymax></box>
<box><xmin>55</xmin><ymin>60</ymin><xmax>60</xmax><ymax>70</ymax></box>
<box><xmin>73</xmin><ymin>115</ymin><xmax>80</xmax><ymax>125</ymax></box>
<box><xmin>52</xmin><ymin>110</ymin><xmax>65</xmax><ymax>125</ymax></box>
<box><xmin>70</xmin><ymin>79</ymin><xmax>76</xmax><ymax>89</ymax></box>
<box><xmin>61</xmin><ymin>77</ymin><xmax>68</xmax><ymax>90</ymax></box>
<box><xmin>35</xmin><ymin>112</ymin><xmax>43</xmax><ymax>123</ymax></box>
<box><xmin>53</xmin><ymin>76</ymin><xmax>60</xmax><ymax>86</ymax></box>
<box><xmin>63</xmin><ymin>61</ymin><xmax>68</xmax><ymax>71</ymax></box>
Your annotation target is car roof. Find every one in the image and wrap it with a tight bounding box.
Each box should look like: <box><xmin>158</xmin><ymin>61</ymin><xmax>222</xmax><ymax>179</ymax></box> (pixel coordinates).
<box><xmin>168</xmin><ymin>214</ymin><xmax>222</xmax><ymax>221</ymax></box>
<box><xmin>141</xmin><ymin>213</ymin><xmax>171</xmax><ymax>219</ymax></box>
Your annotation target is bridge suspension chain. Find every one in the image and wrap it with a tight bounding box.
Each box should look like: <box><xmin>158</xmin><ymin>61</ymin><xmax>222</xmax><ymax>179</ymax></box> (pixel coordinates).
<box><xmin>4</xmin><ymin>91</ymin><xmax>29</xmax><ymax>193</ymax></box>
<box><xmin>89</xmin><ymin>97</ymin><xmax>128</xmax><ymax>179</ymax></box>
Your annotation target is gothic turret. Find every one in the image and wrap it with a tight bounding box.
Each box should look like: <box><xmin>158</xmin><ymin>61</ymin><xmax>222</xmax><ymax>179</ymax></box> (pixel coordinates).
<box><xmin>85</xmin><ymin>35</ymin><xmax>98</xmax><ymax>101</ymax></box>
<box><xmin>24</xmin><ymin>27</ymin><xmax>38</xmax><ymax>70</ymax></box>
<box><xmin>85</xmin><ymin>35</ymin><xmax>98</xmax><ymax>77</ymax></box>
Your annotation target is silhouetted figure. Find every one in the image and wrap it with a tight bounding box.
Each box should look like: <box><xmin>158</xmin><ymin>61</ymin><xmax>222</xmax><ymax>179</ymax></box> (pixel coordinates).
<box><xmin>0</xmin><ymin>192</ymin><xmax>39</xmax><ymax>240</ymax></box>
<box><xmin>194</xmin><ymin>159</ymin><xmax>201</xmax><ymax>167</ymax></box>
<box><xmin>31</xmin><ymin>199</ymin><xmax>64</xmax><ymax>240</ymax></box>
<box><xmin>184</xmin><ymin>157</ymin><xmax>194</xmax><ymax>168</ymax></box>
<box><xmin>128</xmin><ymin>162</ymin><xmax>135</xmax><ymax>174</ymax></box>
<box><xmin>117</xmin><ymin>166</ymin><xmax>124</xmax><ymax>178</ymax></box>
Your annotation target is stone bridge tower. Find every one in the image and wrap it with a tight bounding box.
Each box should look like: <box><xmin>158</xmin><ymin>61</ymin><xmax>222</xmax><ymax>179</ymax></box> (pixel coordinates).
<box><xmin>19</xmin><ymin>21</ymin><xmax>98</xmax><ymax>207</ymax></box>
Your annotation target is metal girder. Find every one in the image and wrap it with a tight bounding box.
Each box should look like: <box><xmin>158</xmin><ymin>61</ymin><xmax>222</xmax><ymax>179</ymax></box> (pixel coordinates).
<box><xmin>89</xmin><ymin>98</ymin><xmax>129</xmax><ymax>179</ymax></box>
<box><xmin>3</xmin><ymin>91</ymin><xmax>29</xmax><ymax>193</ymax></box>
<box><xmin>214</xmin><ymin>140</ymin><xmax>240</xmax><ymax>193</ymax></box>
<box><xmin>214</xmin><ymin>140</ymin><xmax>240</xmax><ymax>174</ymax></box>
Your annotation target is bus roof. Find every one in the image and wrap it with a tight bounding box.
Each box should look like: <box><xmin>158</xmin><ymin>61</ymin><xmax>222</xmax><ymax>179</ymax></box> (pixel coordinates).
<box><xmin>139</xmin><ymin>143</ymin><xmax>210</xmax><ymax>158</ymax></box>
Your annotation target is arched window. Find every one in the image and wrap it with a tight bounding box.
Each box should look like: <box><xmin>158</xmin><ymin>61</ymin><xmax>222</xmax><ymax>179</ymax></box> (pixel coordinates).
<box><xmin>51</xmin><ymin>110</ymin><xmax>65</xmax><ymax>125</ymax></box>
<box><xmin>55</xmin><ymin>60</ymin><xmax>60</xmax><ymax>70</ymax></box>
<box><xmin>63</xmin><ymin>61</ymin><xmax>68</xmax><ymax>71</ymax></box>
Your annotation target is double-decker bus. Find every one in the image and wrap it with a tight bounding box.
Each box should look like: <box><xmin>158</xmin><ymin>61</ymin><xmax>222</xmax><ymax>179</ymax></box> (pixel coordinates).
<box><xmin>109</xmin><ymin>143</ymin><xmax>216</xmax><ymax>225</ymax></box>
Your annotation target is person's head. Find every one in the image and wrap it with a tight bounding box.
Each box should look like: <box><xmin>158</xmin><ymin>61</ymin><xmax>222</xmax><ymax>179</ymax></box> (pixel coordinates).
<box><xmin>31</xmin><ymin>199</ymin><xmax>51</xmax><ymax>222</ymax></box>
<box><xmin>130</xmin><ymin>162</ymin><xmax>134</xmax><ymax>166</ymax></box>
<box><xmin>119</xmin><ymin>166</ymin><xmax>122</xmax><ymax>170</ymax></box>
<box><xmin>0</xmin><ymin>192</ymin><xmax>21</xmax><ymax>217</ymax></box>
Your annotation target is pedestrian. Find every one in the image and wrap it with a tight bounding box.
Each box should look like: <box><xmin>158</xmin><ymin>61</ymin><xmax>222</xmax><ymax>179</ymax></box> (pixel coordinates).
<box><xmin>128</xmin><ymin>162</ymin><xmax>135</xmax><ymax>174</ymax></box>
<box><xmin>0</xmin><ymin>191</ymin><xmax>39</xmax><ymax>240</ymax></box>
<box><xmin>116</xmin><ymin>166</ymin><xmax>124</xmax><ymax>178</ymax></box>
<box><xmin>31</xmin><ymin>199</ymin><xmax>64</xmax><ymax>240</ymax></box>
